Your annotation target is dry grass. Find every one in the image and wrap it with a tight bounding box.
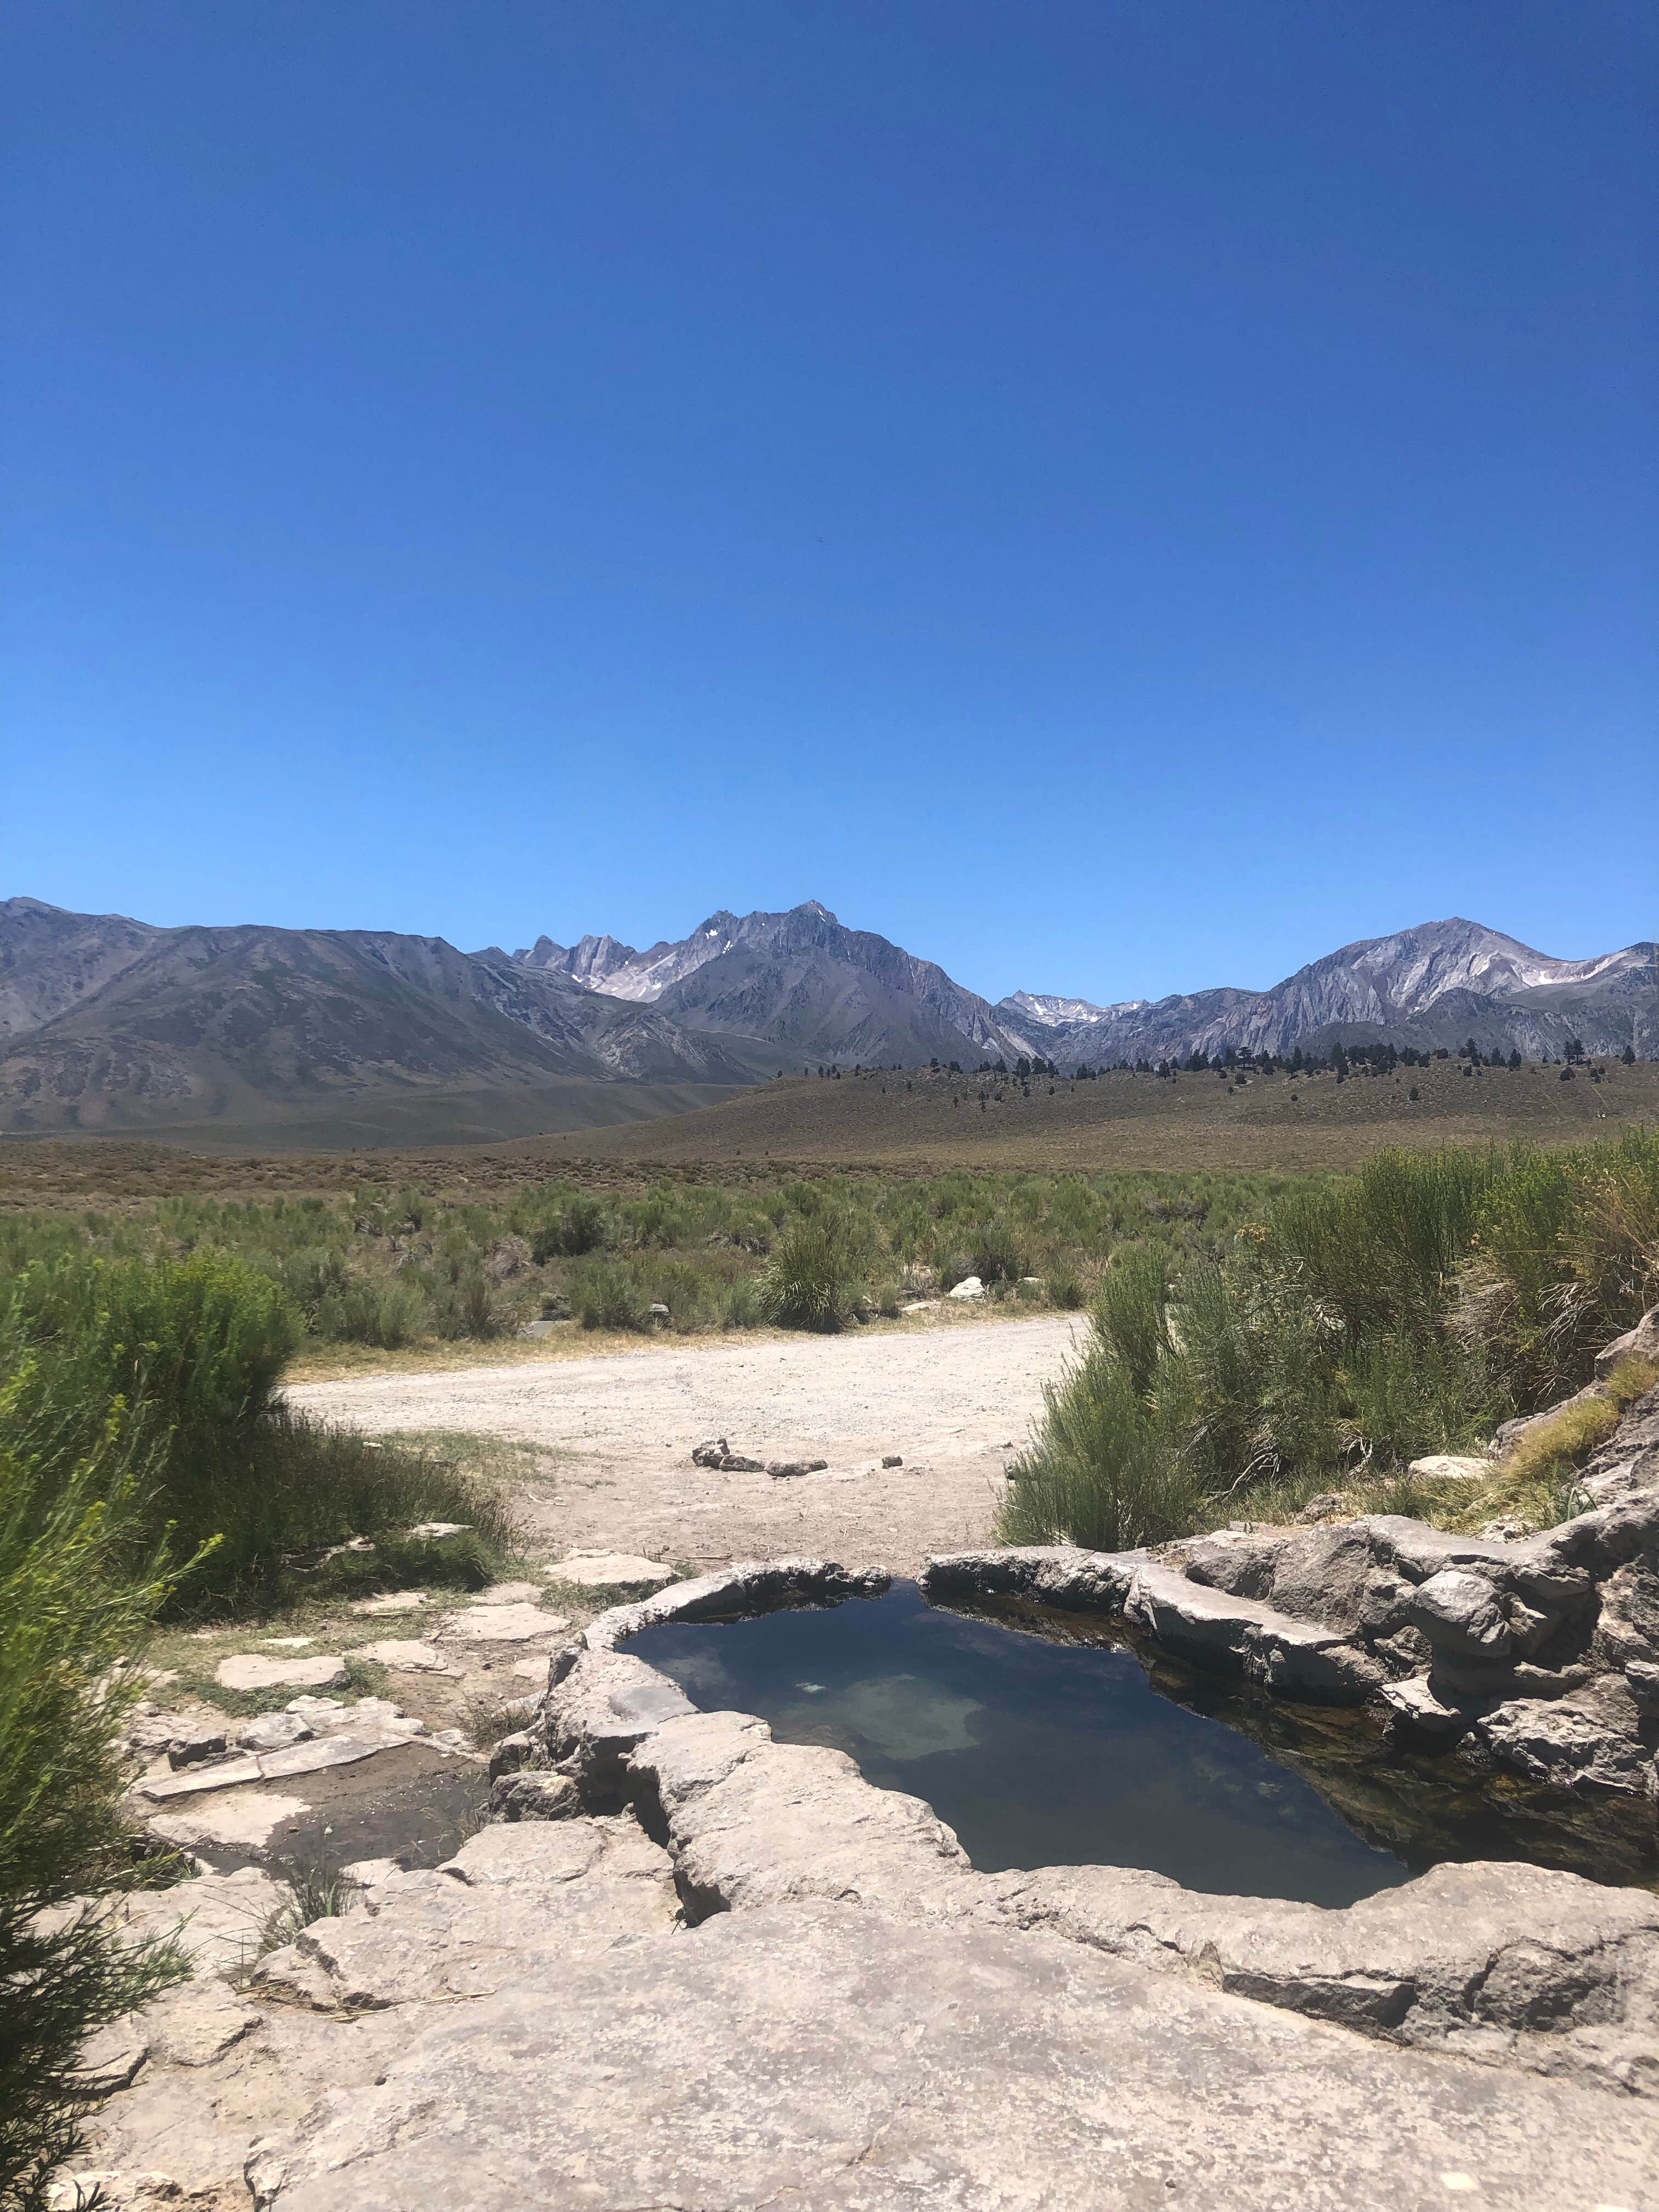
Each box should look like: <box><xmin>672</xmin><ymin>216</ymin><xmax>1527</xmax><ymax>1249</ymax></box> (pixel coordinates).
<box><xmin>1448</xmin><ymin>1355</ymin><xmax>1659</xmax><ymax>1534</ymax></box>
<box><xmin>4</xmin><ymin>1059</ymin><xmax>1656</xmax><ymax>1211</ymax></box>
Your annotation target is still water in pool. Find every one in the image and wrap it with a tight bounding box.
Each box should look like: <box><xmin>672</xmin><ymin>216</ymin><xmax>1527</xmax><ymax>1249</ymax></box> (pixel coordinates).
<box><xmin>629</xmin><ymin>1580</ymin><xmax>1410</xmax><ymax>1907</ymax></box>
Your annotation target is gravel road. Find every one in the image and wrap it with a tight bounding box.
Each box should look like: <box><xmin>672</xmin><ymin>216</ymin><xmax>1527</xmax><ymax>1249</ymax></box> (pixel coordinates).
<box><xmin>286</xmin><ymin>1313</ymin><xmax>1086</xmax><ymax>1575</ymax></box>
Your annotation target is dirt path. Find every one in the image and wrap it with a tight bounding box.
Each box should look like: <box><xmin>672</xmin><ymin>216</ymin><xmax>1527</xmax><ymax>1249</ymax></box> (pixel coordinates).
<box><xmin>286</xmin><ymin>1313</ymin><xmax>1086</xmax><ymax>1575</ymax></box>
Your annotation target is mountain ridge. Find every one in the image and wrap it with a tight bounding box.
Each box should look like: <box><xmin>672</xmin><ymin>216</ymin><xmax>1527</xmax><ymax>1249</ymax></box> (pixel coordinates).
<box><xmin>3</xmin><ymin>895</ymin><xmax>1652</xmax><ymax>1141</ymax></box>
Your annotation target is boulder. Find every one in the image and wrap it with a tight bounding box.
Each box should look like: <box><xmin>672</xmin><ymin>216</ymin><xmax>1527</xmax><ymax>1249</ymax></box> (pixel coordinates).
<box><xmin>1408</xmin><ymin>1454</ymin><xmax>1491</xmax><ymax>1481</ymax></box>
<box><xmin>946</xmin><ymin>1274</ymin><xmax>984</xmax><ymax>1300</ymax></box>
<box><xmin>627</xmin><ymin>1709</ymin><xmax>981</xmax><ymax>1925</ymax></box>
<box><xmin>488</xmin><ymin>1772</ymin><xmax>583</xmax><ymax>1822</ymax></box>
<box><xmin>1594</xmin><ymin>1306</ymin><xmax>1659</xmax><ymax>1380</ymax></box>
<box><xmin>164</xmin><ymin>1723</ymin><xmax>229</xmax><ymax>1771</ymax></box>
<box><xmin>541</xmin><ymin>1648</ymin><xmax>697</xmax><ymax>1799</ymax></box>
<box><xmin>1404</xmin><ymin>1568</ymin><xmax>1517</xmax><ymax>1660</ymax></box>
<box><xmin>990</xmin><ymin>1858</ymin><xmax>1659</xmax><ymax>2096</ymax></box>
<box><xmin>1469</xmin><ymin>1677</ymin><xmax>1650</xmax><ymax>1797</ymax></box>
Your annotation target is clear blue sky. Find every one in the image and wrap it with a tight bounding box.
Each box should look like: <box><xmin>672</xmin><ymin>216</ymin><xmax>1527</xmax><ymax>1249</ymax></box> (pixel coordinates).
<box><xmin>4</xmin><ymin>2</ymin><xmax>1655</xmax><ymax>1005</ymax></box>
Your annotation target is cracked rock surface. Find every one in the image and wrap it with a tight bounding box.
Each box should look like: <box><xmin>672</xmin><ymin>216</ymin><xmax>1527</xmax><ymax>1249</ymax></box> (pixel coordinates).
<box><xmin>64</xmin><ymin>1549</ymin><xmax>1659</xmax><ymax>2210</ymax></box>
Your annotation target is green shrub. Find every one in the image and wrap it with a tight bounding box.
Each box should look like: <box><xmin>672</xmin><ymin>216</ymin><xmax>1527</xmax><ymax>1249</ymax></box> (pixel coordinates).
<box><xmin>0</xmin><ymin>1387</ymin><xmax>191</xmax><ymax>2209</ymax></box>
<box><xmin>999</xmin><ymin>1342</ymin><xmax>1204</xmax><ymax>1551</ymax></box>
<box><xmin>567</xmin><ymin>1257</ymin><xmax>653</xmax><ymax>1333</ymax></box>
<box><xmin>758</xmin><ymin>1216</ymin><xmax>870</xmax><ymax>1331</ymax></box>
<box><xmin>966</xmin><ymin>1217</ymin><xmax>1024</xmax><ymax>1286</ymax></box>
<box><xmin>315</xmin><ymin>1274</ymin><xmax>426</xmax><ymax>1349</ymax></box>
<box><xmin>528</xmin><ymin>1195</ymin><xmax>608</xmax><ymax>1262</ymax></box>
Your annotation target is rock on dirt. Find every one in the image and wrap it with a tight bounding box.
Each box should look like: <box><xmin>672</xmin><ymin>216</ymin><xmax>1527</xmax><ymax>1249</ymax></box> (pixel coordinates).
<box><xmin>550</xmin><ymin>1551</ymin><xmax>675</xmax><ymax>1586</ymax></box>
<box><xmin>216</xmin><ymin>1655</ymin><xmax>348</xmax><ymax>1694</ymax></box>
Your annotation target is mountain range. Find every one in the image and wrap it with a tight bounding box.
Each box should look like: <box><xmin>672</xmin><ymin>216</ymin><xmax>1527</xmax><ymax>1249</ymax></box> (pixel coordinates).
<box><xmin>2</xmin><ymin>894</ymin><xmax>1652</xmax><ymax>1139</ymax></box>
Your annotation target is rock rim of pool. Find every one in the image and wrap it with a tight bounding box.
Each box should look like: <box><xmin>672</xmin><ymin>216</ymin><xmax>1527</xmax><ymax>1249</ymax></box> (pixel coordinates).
<box><xmin>512</xmin><ymin>1522</ymin><xmax>1659</xmax><ymax>2098</ymax></box>
<box><xmin>921</xmin><ymin>1376</ymin><xmax>1659</xmax><ymax>1813</ymax></box>
<box><xmin>67</xmin><ymin>1542</ymin><xmax>1659</xmax><ymax>2209</ymax></box>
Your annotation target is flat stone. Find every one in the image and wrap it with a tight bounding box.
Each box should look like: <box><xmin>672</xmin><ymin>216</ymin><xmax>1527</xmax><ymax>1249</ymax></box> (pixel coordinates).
<box><xmin>143</xmin><ymin>1978</ymin><xmax>262</xmax><ymax>2068</ymax></box>
<box><xmin>136</xmin><ymin>1756</ymin><xmax>263</xmax><ymax>1802</ymax></box>
<box><xmin>145</xmin><ymin>1793</ymin><xmax>311</xmax><ymax>1853</ymax></box>
<box><xmin>352</xmin><ymin>1639</ymin><xmax>450</xmax><ymax>1673</ymax></box>
<box><xmin>439</xmin><ymin>1603</ymin><xmax>570</xmax><ymax>1643</ymax></box>
<box><xmin>472</xmin><ymin>1581</ymin><xmax>543</xmax><ymax>1605</ymax></box>
<box><xmin>245</xmin><ymin>1898</ymin><xmax>1659</xmax><ymax>2212</ymax></box>
<box><xmin>216</xmin><ymin>1654</ymin><xmax>348</xmax><ymax>1694</ymax></box>
<box><xmin>1408</xmin><ymin>1454</ymin><xmax>1492</xmax><ymax>1481</ymax></box>
<box><xmin>235</xmin><ymin>1713</ymin><xmax>315</xmax><ymax>1753</ymax></box>
<box><xmin>1124</xmin><ymin>1563</ymin><xmax>1383</xmax><ymax>1701</ymax></box>
<box><xmin>256</xmin><ymin>1734</ymin><xmax>386</xmax><ymax>1781</ymax></box>
<box><xmin>766</xmin><ymin>1459</ymin><xmax>828</xmax><ymax>1479</ymax></box>
<box><xmin>109</xmin><ymin>1866</ymin><xmax>284</xmax><ymax>1978</ymax></box>
<box><xmin>407</xmin><ymin>1522</ymin><xmax>471</xmax><ymax>1541</ymax></box>
<box><xmin>550</xmin><ymin>1550</ymin><xmax>676</xmax><ymax>1588</ymax></box>
<box><xmin>261</xmin><ymin>1637</ymin><xmax>314</xmax><ymax>1650</ymax></box>
<box><xmin>284</xmin><ymin>1695</ymin><xmax>421</xmax><ymax>1741</ymax></box>
<box><xmin>342</xmin><ymin>1857</ymin><xmax>403</xmax><ymax>1887</ymax></box>
<box><xmin>347</xmin><ymin>1590</ymin><xmax>433</xmax><ymax>1617</ymax></box>
<box><xmin>510</xmin><ymin>1658</ymin><xmax>549</xmax><ymax>1684</ymax></box>
<box><xmin>252</xmin><ymin>1814</ymin><xmax>678</xmax><ymax>2012</ymax></box>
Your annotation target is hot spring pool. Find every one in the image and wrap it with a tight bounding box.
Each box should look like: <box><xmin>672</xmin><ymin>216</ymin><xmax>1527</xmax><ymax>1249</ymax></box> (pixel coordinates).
<box><xmin>630</xmin><ymin>1579</ymin><xmax>1408</xmax><ymax>1905</ymax></box>
<box><xmin>629</xmin><ymin>1579</ymin><xmax>1657</xmax><ymax>1906</ymax></box>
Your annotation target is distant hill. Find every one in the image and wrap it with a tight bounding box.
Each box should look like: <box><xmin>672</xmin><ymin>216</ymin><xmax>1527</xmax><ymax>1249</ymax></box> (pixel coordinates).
<box><xmin>4</xmin><ymin>895</ymin><xmax>1651</xmax><ymax>1143</ymax></box>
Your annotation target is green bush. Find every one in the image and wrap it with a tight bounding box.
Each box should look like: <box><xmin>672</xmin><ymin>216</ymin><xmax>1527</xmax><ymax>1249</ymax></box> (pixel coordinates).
<box><xmin>315</xmin><ymin>1274</ymin><xmax>426</xmax><ymax>1349</ymax></box>
<box><xmin>757</xmin><ymin>1216</ymin><xmax>870</xmax><ymax>1331</ymax></box>
<box><xmin>0</xmin><ymin>1385</ymin><xmax>191</xmax><ymax>2209</ymax></box>
<box><xmin>1000</xmin><ymin>1132</ymin><xmax>1659</xmax><ymax>1553</ymax></box>
<box><xmin>965</xmin><ymin>1217</ymin><xmax>1024</xmax><ymax>1287</ymax></box>
<box><xmin>528</xmin><ymin>1195</ymin><xmax>609</xmax><ymax>1262</ymax></box>
<box><xmin>567</xmin><ymin>1257</ymin><xmax>653</xmax><ymax>1333</ymax></box>
<box><xmin>1000</xmin><ymin>1341</ymin><xmax>1204</xmax><ymax>1551</ymax></box>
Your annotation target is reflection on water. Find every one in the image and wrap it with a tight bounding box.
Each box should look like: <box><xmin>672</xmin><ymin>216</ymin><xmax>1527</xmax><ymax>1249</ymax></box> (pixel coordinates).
<box><xmin>631</xmin><ymin>1581</ymin><xmax>1406</xmax><ymax>1906</ymax></box>
<box><xmin>630</xmin><ymin>1581</ymin><xmax>1658</xmax><ymax>1905</ymax></box>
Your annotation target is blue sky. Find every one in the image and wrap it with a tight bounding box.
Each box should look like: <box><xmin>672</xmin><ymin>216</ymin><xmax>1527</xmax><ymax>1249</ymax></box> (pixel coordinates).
<box><xmin>4</xmin><ymin>1</ymin><xmax>1655</xmax><ymax>1005</ymax></box>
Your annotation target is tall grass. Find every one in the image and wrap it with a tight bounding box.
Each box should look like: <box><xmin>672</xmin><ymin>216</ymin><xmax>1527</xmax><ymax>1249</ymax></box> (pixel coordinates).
<box><xmin>1002</xmin><ymin>1131</ymin><xmax>1659</xmax><ymax>1551</ymax></box>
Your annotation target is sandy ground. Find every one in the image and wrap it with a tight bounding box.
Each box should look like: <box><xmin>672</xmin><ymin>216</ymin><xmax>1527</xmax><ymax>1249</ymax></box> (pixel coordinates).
<box><xmin>286</xmin><ymin>1313</ymin><xmax>1087</xmax><ymax>1576</ymax></box>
